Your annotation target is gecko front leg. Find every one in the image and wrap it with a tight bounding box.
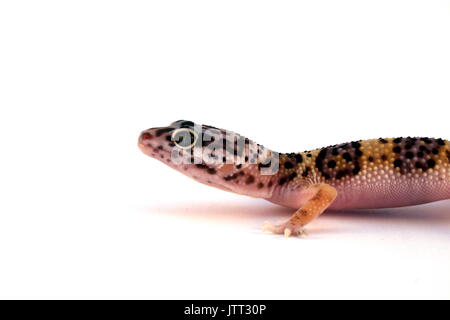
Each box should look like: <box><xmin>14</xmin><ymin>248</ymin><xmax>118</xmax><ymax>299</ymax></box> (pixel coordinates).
<box><xmin>263</xmin><ymin>184</ymin><xmax>338</xmax><ymax>237</ymax></box>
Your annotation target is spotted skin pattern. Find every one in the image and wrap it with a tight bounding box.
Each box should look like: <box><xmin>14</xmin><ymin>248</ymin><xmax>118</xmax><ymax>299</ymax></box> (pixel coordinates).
<box><xmin>138</xmin><ymin>120</ymin><xmax>450</xmax><ymax>237</ymax></box>
<box><xmin>273</xmin><ymin>137</ymin><xmax>450</xmax><ymax>211</ymax></box>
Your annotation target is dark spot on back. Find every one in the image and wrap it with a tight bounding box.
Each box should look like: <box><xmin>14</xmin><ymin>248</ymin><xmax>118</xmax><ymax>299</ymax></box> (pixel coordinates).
<box><xmin>351</xmin><ymin>141</ymin><xmax>361</xmax><ymax>149</ymax></box>
<box><xmin>327</xmin><ymin>160</ymin><xmax>336</xmax><ymax>168</ymax></box>
<box><xmin>294</xmin><ymin>154</ymin><xmax>303</xmax><ymax>163</ymax></box>
<box><xmin>393</xmin><ymin>146</ymin><xmax>401</xmax><ymax>153</ymax></box>
<box><xmin>343</xmin><ymin>153</ymin><xmax>352</xmax><ymax>162</ymax></box>
<box><xmin>318</xmin><ymin>148</ymin><xmax>328</xmax><ymax>159</ymax></box>
<box><xmin>394</xmin><ymin>159</ymin><xmax>402</xmax><ymax>168</ymax></box>
<box><xmin>284</xmin><ymin>161</ymin><xmax>294</xmax><ymax>169</ymax></box>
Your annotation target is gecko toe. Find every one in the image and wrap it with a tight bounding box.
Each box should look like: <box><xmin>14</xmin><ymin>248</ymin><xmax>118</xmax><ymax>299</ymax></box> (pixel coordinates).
<box><xmin>284</xmin><ymin>228</ymin><xmax>292</xmax><ymax>237</ymax></box>
<box><xmin>262</xmin><ymin>221</ymin><xmax>283</xmax><ymax>234</ymax></box>
<box><xmin>262</xmin><ymin>221</ymin><xmax>307</xmax><ymax>238</ymax></box>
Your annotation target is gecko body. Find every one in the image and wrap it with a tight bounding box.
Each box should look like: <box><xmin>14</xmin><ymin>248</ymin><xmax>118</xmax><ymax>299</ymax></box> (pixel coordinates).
<box><xmin>138</xmin><ymin>120</ymin><xmax>450</xmax><ymax>236</ymax></box>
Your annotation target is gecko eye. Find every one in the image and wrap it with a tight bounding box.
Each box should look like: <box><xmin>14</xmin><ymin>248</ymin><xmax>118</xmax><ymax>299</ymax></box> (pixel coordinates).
<box><xmin>171</xmin><ymin>128</ymin><xmax>198</xmax><ymax>149</ymax></box>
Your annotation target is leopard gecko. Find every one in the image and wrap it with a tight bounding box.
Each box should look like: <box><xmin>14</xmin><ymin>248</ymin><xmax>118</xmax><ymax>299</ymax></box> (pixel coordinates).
<box><xmin>138</xmin><ymin>120</ymin><xmax>450</xmax><ymax>237</ymax></box>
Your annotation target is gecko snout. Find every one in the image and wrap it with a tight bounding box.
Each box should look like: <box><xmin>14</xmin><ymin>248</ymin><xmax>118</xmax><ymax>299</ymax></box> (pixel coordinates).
<box><xmin>138</xmin><ymin>126</ymin><xmax>178</xmax><ymax>160</ymax></box>
<box><xmin>138</xmin><ymin>131</ymin><xmax>153</xmax><ymax>144</ymax></box>
<box><xmin>138</xmin><ymin>129</ymin><xmax>159</xmax><ymax>155</ymax></box>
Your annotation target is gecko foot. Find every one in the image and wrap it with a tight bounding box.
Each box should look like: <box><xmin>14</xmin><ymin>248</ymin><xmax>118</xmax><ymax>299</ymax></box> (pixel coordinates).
<box><xmin>262</xmin><ymin>221</ymin><xmax>308</xmax><ymax>237</ymax></box>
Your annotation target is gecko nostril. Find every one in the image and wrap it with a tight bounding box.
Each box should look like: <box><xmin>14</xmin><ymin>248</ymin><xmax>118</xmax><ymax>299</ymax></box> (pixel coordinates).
<box><xmin>139</xmin><ymin>131</ymin><xmax>153</xmax><ymax>144</ymax></box>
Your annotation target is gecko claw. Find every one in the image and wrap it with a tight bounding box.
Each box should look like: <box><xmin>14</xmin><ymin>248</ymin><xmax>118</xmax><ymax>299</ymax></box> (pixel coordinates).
<box><xmin>262</xmin><ymin>221</ymin><xmax>307</xmax><ymax>237</ymax></box>
<box><xmin>284</xmin><ymin>228</ymin><xmax>292</xmax><ymax>237</ymax></box>
<box><xmin>297</xmin><ymin>228</ymin><xmax>308</xmax><ymax>237</ymax></box>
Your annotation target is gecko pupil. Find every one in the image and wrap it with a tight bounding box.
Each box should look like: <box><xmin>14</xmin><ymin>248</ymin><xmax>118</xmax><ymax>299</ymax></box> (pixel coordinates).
<box><xmin>172</xmin><ymin>129</ymin><xmax>196</xmax><ymax>148</ymax></box>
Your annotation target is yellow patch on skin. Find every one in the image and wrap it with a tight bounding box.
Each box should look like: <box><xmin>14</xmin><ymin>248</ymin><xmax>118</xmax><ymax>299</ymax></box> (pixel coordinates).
<box><xmin>275</xmin><ymin>138</ymin><xmax>450</xmax><ymax>191</ymax></box>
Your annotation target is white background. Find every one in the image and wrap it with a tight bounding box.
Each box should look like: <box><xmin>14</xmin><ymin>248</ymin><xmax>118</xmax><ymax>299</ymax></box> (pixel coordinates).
<box><xmin>0</xmin><ymin>1</ymin><xmax>449</xmax><ymax>299</ymax></box>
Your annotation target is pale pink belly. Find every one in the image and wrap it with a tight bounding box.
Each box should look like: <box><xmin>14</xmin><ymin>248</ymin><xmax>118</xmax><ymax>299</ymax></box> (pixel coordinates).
<box><xmin>268</xmin><ymin>176</ymin><xmax>450</xmax><ymax>210</ymax></box>
<box><xmin>330</xmin><ymin>177</ymin><xmax>450</xmax><ymax>210</ymax></box>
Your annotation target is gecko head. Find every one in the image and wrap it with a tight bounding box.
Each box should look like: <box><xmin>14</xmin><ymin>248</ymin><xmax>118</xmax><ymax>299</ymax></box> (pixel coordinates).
<box><xmin>138</xmin><ymin>120</ymin><xmax>202</xmax><ymax>166</ymax></box>
<box><xmin>138</xmin><ymin>120</ymin><xmax>279</xmax><ymax>196</ymax></box>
